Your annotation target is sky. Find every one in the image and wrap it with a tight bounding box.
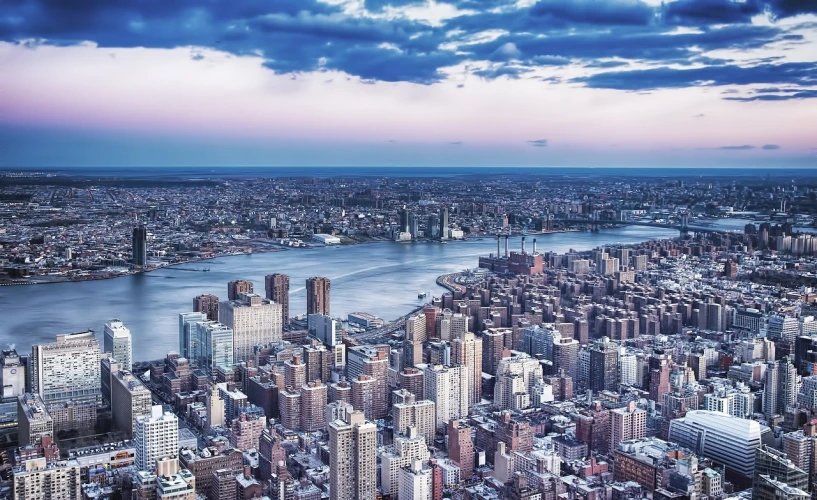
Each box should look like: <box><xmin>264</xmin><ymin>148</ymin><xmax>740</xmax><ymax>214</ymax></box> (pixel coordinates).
<box><xmin>1</xmin><ymin>0</ymin><xmax>816</xmax><ymax>168</ymax></box>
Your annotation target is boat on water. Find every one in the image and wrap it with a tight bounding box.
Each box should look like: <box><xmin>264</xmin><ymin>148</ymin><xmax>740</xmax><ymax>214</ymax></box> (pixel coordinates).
<box><xmin>418</xmin><ymin>292</ymin><xmax>428</xmax><ymax>299</ymax></box>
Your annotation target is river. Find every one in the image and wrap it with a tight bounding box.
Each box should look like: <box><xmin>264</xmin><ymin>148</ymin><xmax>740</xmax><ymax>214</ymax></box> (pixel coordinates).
<box><xmin>0</xmin><ymin>227</ymin><xmax>678</xmax><ymax>360</ymax></box>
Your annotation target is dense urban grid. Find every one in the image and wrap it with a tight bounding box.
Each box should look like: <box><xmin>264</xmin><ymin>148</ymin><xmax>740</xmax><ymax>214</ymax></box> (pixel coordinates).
<box><xmin>2</xmin><ymin>170</ymin><xmax>815</xmax><ymax>284</ymax></box>
<box><xmin>2</xmin><ymin>170</ymin><xmax>817</xmax><ymax>500</ymax></box>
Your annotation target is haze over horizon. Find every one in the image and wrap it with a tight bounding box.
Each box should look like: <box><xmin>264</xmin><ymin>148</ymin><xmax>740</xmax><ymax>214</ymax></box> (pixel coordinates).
<box><xmin>2</xmin><ymin>0</ymin><xmax>816</xmax><ymax>168</ymax></box>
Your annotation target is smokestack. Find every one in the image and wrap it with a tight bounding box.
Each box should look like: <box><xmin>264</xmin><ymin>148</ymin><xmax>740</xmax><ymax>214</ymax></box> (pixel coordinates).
<box><xmin>497</xmin><ymin>234</ymin><xmax>501</xmax><ymax>258</ymax></box>
<box><xmin>504</xmin><ymin>236</ymin><xmax>509</xmax><ymax>258</ymax></box>
<box><xmin>521</xmin><ymin>236</ymin><xmax>526</xmax><ymax>254</ymax></box>
<box><xmin>533</xmin><ymin>238</ymin><xmax>537</xmax><ymax>254</ymax></box>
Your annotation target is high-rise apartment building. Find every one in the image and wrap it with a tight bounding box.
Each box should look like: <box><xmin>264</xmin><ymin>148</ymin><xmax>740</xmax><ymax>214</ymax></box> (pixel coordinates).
<box><xmin>609</xmin><ymin>401</ymin><xmax>646</xmax><ymax>450</ymax></box>
<box><xmin>219</xmin><ymin>293</ymin><xmax>283</xmax><ymax>362</ymax></box>
<box><xmin>230</xmin><ymin>410</ymin><xmax>266</xmax><ymax>451</ymax></box>
<box><xmin>398</xmin><ymin>367</ymin><xmax>425</xmax><ymax>399</ymax></box>
<box><xmin>347</xmin><ymin>345</ymin><xmax>389</xmax><ymax>420</ymax></box>
<box><xmin>493</xmin><ymin>352</ymin><xmax>544</xmax><ymax>411</ymax></box>
<box><xmin>422</xmin><ymin>364</ymin><xmax>469</xmax><ymax>430</ymax></box>
<box><xmin>193</xmin><ymin>294</ymin><xmax>220</xmax><ymax>321</ymax></box>
<box><xmin>17</xmin><ymin>393</ymin><xmax>53</xmax><ymax>447</ymax></box>
<box><xmin>284</xmin><ymin>357</ymin><xmax>306</xmax><ymax>390</ymax></box>
<box><xmin>451</xmin><ymin>333</ymin><xmax>482</xmax><ymax>407</ymax></box>
<box><xmin>552</xmin><ymin>336</ymin><xmax>580</xmax><ymax>381</ymax></box>
<box><xmin>30</xmin><ymin>331</ymin><xmax>101</xmax><ymax>404</ymax></box>
<box><xmin>196</xmin><ymin>321</ymin><xmax>234</xmax><ymax>373</ymax></box>
<box><xmin>104</xmin><ymin>319</ymin><xmax>133</xmax><ymax>369</ymax></box>
<box><xmin>448</xmin><ymin>419</ymin><xmax>474</xmax><ymax>480</ymax></box>
<box><xmin>328</xmin><ymin>409</ymin><xmax>377</xmax><ymax>500</ymax></box>
<box><xmin>111</xmin><ymin>370</ymin><xmax>152</xmax><ymax>439</ymax></box>
<box><xmin>393</xmin><ymin>393</ymin><xmax>435</xmax><ymax>446</ymax></box>
<box><xmin>265</xmin><ymin>273</ymin><xmax>290</xmax><ymax>325</ymax></box>
<box><xmin>399</xmin><ymin>460</ymin><xmax>433</xmax><ymax>500</ymax></box>
<box><xmin>351</xmin><ymin>375</ymin><xmax>379</xmax><ymax>421</ymax></box>
<box><xmin>783</xmin><ymin>421</ymin><xmax>817</xmax><ymax>492</ymax></box>
<box><xmin>1</xmin><ymin>349</ymin><xmax>26</xmax><ymax>401</ymax></box>
<box><xmin>227</xmin><ymin>280</ymin><xmax>254</xmax><ymax>301</ymax></box>
<box><xmin>380</xmin><ymin>426</ymin><xmax>430</xmax><ymax>497</ymax></box>
<box><xmin>303</xmin><ymin>344</ymin><xmax>333</xmax><ymax>383</ymax></box>
<box><xmin>132</xmin><ymin>225</ymin><xmax>148</xmax><ymax>267</ymax></box>
<box><xmin>589</xmin><ymin>338</ymin><xmax>619</xmax><ymax>392</ymax></box>
<box><xmin>179</xmin><ymin>312</ymin><xmax>208</xmax><ymax>360</ymax></box>
<box><xmin>12</xmin><ymin>457</ymin><xmax>81</xmax><ymax>500</ymax></box>
<box><xmin>306</xmin><ymin>277</ymin><xmax>331</xmax><ymax>316</ymax></box>
<box><xmin>135</xmin><ymin>405</ymin><xmax>179</xmax><ymax>471</ymax></box>
<box><xmin>648</xmin><ymin>353</ymin><xmax>671</xmax><ymax>406</ymax></box>
<box><xmin>278</xmin><ymin>388</ymin><xmax>301</xmax><ymax>430</ymax></box>
<box><xmin>763</xmin><ymin>357</ymin><xmax>799</xmax><ymax>420</ymax></box>
<box><xmin>300</xmin><ymin>381</ymin><xmax>327</xmax><ymax>432</ymax></box>
<box><xmin>480</xmin><ymin>328</ymin><xmax>510</xmax><ymax>376</ymax></box>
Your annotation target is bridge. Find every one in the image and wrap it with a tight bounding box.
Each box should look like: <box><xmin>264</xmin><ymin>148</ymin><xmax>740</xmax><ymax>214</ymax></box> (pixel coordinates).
<box><xmin>551</xmin><ymin>212</ymin><xmax>734</xmax><ymax>237</ymax></box>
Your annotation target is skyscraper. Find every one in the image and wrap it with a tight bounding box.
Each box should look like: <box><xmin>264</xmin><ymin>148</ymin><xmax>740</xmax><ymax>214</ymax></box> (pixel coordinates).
<box><xmin>306</xmin><ymin>277</ymin><xmax>331</xmax><ymax>316</ymax></box>
<box><xmin>448</xmin><ymin>419</ymin><xmax>474</xmax><ymax>480</ymax></box>
<box><xmin>493</xmin><ymin>352</ymin><xmax>544</xmax><ymax>411</ymax></box>
<box><xmin>328</xmin><ymin>409</ymin><xmax>377</xmax><ymax>500</ymax></box>
<box><xmin>30</xmin><ymin>331</ymin><xmax>101</xmax><ymax>404</ymax></box>
<box><xmin>227</xmin><ymin>280</ymin><xmax>254</xmax><ymax>301</ymax></box>
<box><xmin>111</xmin><ymin>370</ymin><xmax>152</xmax><ymax>439</ymax></box>
<box><xmin>399</xmin><ymin>460</ymin><xmax>433</xmax><ymax>500</ymax></box>
<box><xmin>104</xmin><ymin>319</ymin><xmax>133</xmax><ymax>370</ymax></box>
<box><xmin>589</xmin><ymin>338</ymin><xmax>619</xmax><ymax>392</ymax></box>
<box><xmin>132</xmin><ymin>224</ymin><xmax>147</xmax><ymax>267</ymax></box>
<box><xmin>300</xmin><ymin>381</ymin><xmax>327</xmax><ymax>432</ymax></box>
<box><xmin>380</xmin><ymin>426</ymin><xmax>431</xmax><ymax>496</ymax></box>
<box><xmin>422</xmin><ymin>364</ymin><xmax>468</xmax><ymax>430</ymax></box>
<box><xmin>193</xmin><ymin>294</ymin><xmax>220</xmax><ymax>321</ymax></box>
<box><xmin>393</xmin><ymin>393</ymin><xmax>435</xmax><ymax>446</ymax></box>
<box><xmin>134</xmin><ymin>405</ymin><xmax>179</xmax><ymax>471</ymax></box>
<box><xmin>439</xmin><ymin>207</ymin><xmax>449</xmax><ymax>240</ymax></box>
<box><xmin>648</xmin><ymin>352</ymin><xmax>671</xmax><ymax>405</ymax></box>
<box><xmin>265</xmin><ymin>273</ymin><xmax>290</xmax><ymax>326</ymax></box>
<box><xmin>451</xmin><ymin>333</ymin><xmax>483</xmax><ymax>407</ymax></box>
<box><xmin>347</xmin><ymin>345</ymin><xmax>389</xmax><ymax>419</ymax></box>
<box><xmin>763</xmin><ymin>357</ymin><xmax>798</xmax><ymax>420</ymax></box>
<box><xmin>196</xmin><ymin>321</ymin><xmax>234</xmax><ymax>373</ymax></box>
<box><xmin>219</xmin><ymin>293</ymin><xmax>283</xmax><ymax>363</ymax></box>
<box><xmin>178</xmin><ymin>311</ymin><xmax>207</xmax><ymax>360</ymax></box>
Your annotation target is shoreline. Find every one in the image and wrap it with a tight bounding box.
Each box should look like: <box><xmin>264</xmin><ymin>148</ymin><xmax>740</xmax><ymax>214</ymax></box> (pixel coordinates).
<box><xmin>0</xmin><ymin>227</ymin><xmax>594</xmax><ymax>287</ymax></box>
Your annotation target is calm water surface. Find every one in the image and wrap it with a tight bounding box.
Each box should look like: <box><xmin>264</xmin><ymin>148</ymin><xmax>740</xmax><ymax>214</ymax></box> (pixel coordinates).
<box><xmin>0</xmin><ymin>227</ymin><xmax>676</xmax><ymax>360</ymax></box>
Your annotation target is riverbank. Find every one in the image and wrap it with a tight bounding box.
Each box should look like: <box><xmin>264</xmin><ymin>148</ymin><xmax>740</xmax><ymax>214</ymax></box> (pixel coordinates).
<box><xmin>0</xmin><ymin>230</ymin><xmax>552</xmax><ymax>287</ymax></box>
<box><xmin>0</xmin><ymin>246</ymin><xmax>288</xmax><ymax>286</ymax></box>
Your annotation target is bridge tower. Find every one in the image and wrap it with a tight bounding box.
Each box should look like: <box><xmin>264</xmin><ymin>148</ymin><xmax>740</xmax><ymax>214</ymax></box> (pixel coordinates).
<box><xmin>679</xmin><ymin>211</ymin><xmax>690</xmax><ymax>239</ymax></box>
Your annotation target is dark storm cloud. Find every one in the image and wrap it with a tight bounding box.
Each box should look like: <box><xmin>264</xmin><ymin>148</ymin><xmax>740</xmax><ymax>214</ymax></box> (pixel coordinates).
<box><xmin>572</xmin><ymin>62</ymin><xmax>817</xmax><ymax>91</ymax></box>
<box><xmin>0</xmin><ymin>0</ymin><xmax>815</xmax><ymax>89</ymax></box>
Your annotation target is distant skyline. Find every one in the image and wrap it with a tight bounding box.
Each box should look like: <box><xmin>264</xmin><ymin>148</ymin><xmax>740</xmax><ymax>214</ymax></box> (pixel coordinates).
<box><xmin>2</xmin><ymin>0</ymin><xmax>816</xmax><ymax>167</ymax></box>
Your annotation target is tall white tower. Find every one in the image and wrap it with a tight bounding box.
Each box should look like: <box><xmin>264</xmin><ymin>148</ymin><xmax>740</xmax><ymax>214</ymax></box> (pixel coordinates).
<box><xmin>104</xmin><ymin>320</ymin><xmax>133</xmax><ymax>369</ymax></box>
<box><xmin>134</xmin><ymin>405</ymin><xmax>179</xmax><ymax>471</ymax></box>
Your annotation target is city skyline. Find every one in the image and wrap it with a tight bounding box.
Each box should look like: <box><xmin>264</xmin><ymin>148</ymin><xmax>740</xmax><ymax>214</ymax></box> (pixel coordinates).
<box><xmin>2</xmin><ymin>1</ymin><xmax>816</xmax><ymax>167</ymax></box>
